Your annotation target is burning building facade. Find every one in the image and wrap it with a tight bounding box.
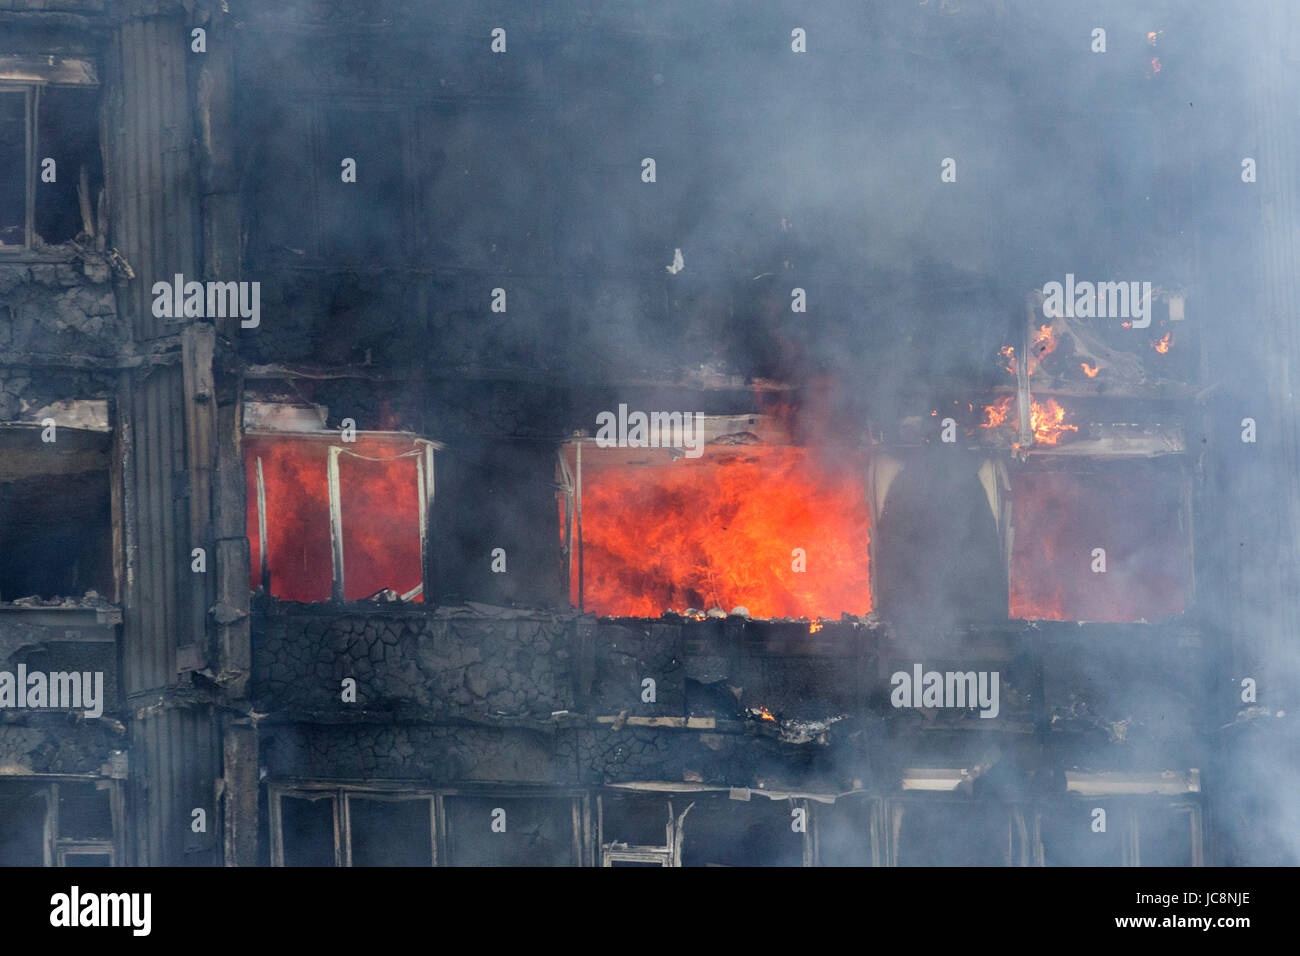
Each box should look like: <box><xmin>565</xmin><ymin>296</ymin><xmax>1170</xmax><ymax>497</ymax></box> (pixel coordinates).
<box><xmin>0</xmin><ymin>0</ymin><xmax>1296</xmax><ymax>867</ymax></box>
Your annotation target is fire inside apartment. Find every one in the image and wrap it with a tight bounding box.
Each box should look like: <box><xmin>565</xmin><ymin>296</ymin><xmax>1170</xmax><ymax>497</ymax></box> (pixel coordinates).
<box><xmin>0</xmin><ymin>0</ymin><xmax>1295</xmax><ymax>867</ymax></box>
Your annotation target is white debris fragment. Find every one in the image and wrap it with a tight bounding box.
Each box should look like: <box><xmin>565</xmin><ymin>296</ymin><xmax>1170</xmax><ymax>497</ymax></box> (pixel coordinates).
<box><xmin>666</xmin><ymin>247</ymin><xmax>684</xmax><ymax>274</ymax></box>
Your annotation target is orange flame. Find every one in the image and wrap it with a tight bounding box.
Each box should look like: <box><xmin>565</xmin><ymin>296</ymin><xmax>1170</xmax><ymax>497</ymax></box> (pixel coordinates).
<box><xmin>999</xmin><ymin>345</ymin><xmax>1017</xmax><ymax>375</ymax></box>
<box><xmin>756</xmin><ymin>706</ymin><xmax>776</xmax><ymax>722</ymax></box>
<box><xmin>571</xmin><ymin>446</ymin><xmax>870</xmax><ymax>619</ymax></box>
<box><xmin>1081</xmin><ymin>362</ymin><xmax>1100</xmax><ymax>378</ymax></box>
<box><xmin>809</xmin><ymin>620</ymin><xmax>824</xmax><ymax>634</ymax></box>
<box><xmin>1153</xmin><ymin>332</ymin><xmax>1172</xmax><ymax>354</ymax></box>
<box><xmin>1031</xmin><ymin>324</ymin><xmax>1058</xmax><ymax>368</ymax></box>
<box><xmin>981</xmin><ymin>396</ymin><xmax>1078</xmax><ymax>446</ymax></box>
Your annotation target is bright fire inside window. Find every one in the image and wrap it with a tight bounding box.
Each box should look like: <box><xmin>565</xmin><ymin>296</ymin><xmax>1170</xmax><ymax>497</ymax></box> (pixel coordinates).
<box><xmin>567</xmin><ymin>445</ymin><xmax>871</xmax><ymax>619</ymax></box>
<box><xmin>245</xmin><ymin>434</ymin><xmax>424</xmax><ymax>602</ymax></box>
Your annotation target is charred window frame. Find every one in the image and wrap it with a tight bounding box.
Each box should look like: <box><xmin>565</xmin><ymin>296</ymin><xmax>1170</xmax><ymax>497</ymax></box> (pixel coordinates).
<box><xmin>0</xmin><ymin>777</ymin><xmax>122</xmax><ymax>867</ymax></box>
<box><xmin>597</xmin><ymin>792</ymin><xmax>691</xmax><ymax>867</ymax></box>
<box><xmin>0</xmin><ymin>57</ymin><xmax>102</xmax><ymax>254</ymax></box>
<box><xmin>269</xmin><ymin>783</ymin><xmax>591</xmax><ymax>867</ymax></box>
<box><xmin>270</xmin><ymin>784</ymin><xmax>438</xmax><ymax>867</ymax></box>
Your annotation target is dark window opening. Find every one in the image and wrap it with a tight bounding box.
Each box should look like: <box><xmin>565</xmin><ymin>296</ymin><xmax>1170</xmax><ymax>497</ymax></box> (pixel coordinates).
<box><xmin>1137</xmin><ymin>805</ymin><xmax>1196</xmax><ymax>867</ymax></box>
<box><xmin>58</xmin><ymin>782</ymin><xmax>113</xmax><ymax>841</ymax></box>
<box><xmin>0</xmin><ymin>90</ymin><xmax>26</xmax><ymax>247</ymax></box>
<box><xmin>442</xmin><ymin>796</ymin><xmax>577</xmax><ymax>867</ymax></box>
<box><xmin>35</xmin><ymin>87</ymin><xmax>102</xmax><ymax>246</ymax></box>
<box><xmin>0</xmin><ymin>782</ymin><xmax>47</xmax><ymax>866</ymax></box>
<box><xmin>0</xmin><ymin>84</ymin><xmax>102</xmax><ymax>251</ymax></box>
<box><xmin>601</xmin><ymin>793</ymin><xmax>672</xmax><ymax>849</ymax></box>
<box><xmin>0</xmin><ymin>441</ymin><xmax>112</xmax><ymax>601</ymax></box>
<box><xmin>434</xmin><ymin>440</ymin><xmax>563</xmax><ymax>607</ymax></box>
<box><xmin>279</xmin><ymin>794</ymin><xmax>336</xmax><ymax>867</ymax></box>
<box><xmin>347</xmin><ymin>796</ymin><xmax>432</xmax><ymax>867</ymax></box>
<box><xmin>1039</xmin><ymin>801</ymin><xmax>1124</xmax><ymax>866</ymax></box>
<box><xmin>874</xmin><ymin>455</ymin><xmax>1007</xmax><ymax>630</ymax></box>
<box><xmin>679</xmin><ymin>794</ymin><xmax>804</xmax><ymax>867</ymax></box>
<box><xmin>319</xmin><ymin>108</ymin><xmax>406</xmax><ymax>262</ymax></box>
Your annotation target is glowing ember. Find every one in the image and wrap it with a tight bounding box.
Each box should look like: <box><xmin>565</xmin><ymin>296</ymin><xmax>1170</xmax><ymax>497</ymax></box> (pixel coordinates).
<box><xmin>1081</xmin><ymin>362</ymin><xmax>1100</xmax><ymax>378</ymax></box>
<box><xmin>1153</xmin><ymin>332</ymin><xmax>1172</xmax><ymax>354</ymax></box>
<box><xmin>981</xmin><ymin>396</ymin><xmax>1078</xmax><ymax>446</ymax></box>
<box><xmin>571</xmin><ymin>445</ymin><xmax>870</xmax><ymax>618</ymax></box>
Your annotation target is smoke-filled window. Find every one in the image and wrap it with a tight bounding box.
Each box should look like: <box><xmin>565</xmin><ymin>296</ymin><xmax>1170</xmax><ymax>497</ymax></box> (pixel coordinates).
<box><xmin>896</xmin><ymin>799</ymin><xmax>1015</xmax><ymax>866</ymax></box>
<box><xmin>873</xmin><ymin>452</ymin><xmax>1007</xmax><ymax>629</ymax></box>
<box><xmin>1009</xmin><ymin>463</ymin><xmax>1188</xmax><ymax>622</ymax></box>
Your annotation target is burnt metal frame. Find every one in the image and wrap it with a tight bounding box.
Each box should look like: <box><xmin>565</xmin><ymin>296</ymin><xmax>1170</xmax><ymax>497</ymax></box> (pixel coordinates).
<box><xmin>269</xmin><ymin>781</ymin><xmax>590</xmax><ymax>867</ymax></box>
<box><xmin>0</xmin><ymin>775</ymin><xmax>124</xmax><ymax>867</ymax></box>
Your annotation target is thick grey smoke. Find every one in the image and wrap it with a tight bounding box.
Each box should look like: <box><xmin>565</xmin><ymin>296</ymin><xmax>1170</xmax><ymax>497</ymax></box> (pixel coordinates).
<box><xmin>238</xmin><ymin>0</ymin><xmax>1297</xmax><ymax>865</ymax></box>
